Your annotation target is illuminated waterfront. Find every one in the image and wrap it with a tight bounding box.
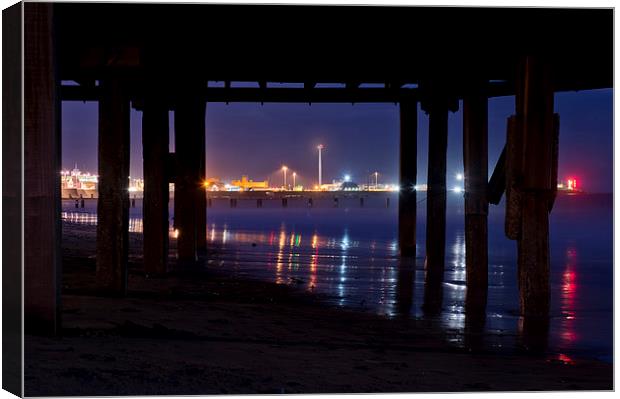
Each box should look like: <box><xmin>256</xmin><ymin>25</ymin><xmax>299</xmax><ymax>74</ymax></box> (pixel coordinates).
<box><xmin>62</xmin><ymin>192</ymin><xmax>612</xmax><ymax>362</ymax></box>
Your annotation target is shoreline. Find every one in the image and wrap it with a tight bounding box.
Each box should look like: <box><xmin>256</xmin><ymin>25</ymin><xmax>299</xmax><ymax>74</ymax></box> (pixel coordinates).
<box><xmin>23</xmin><ymin>224</ymin><xmax>613</xmax><ymax>395</ymax></box>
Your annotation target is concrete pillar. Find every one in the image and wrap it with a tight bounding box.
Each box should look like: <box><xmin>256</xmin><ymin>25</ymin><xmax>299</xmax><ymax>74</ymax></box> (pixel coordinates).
<box><xmin>463</xmin><ymin>88</ymin><xmax>489</xmax><ymax>313</ymax></box>
<box><xmin>24</xmin><ymin>2</ymin><xmax>61</xmax><ymax>334</ymax></box>
<box><xmin>142</xmin><ymin>98</ymin><xmax>169</xmax><ymax>275</ymax></box>
<box><xmin>515</xmin><ymin>56</ymin><xmax>556</xmax><ymax>320</ymax></box>
<box><xmin>174</xmin><ymin>94</ymin><xmax>205</xmax><ymax>264</ymax></box>
<box><xmin>424</xmin><ymin>101</ymin><xmax>449</xmax><ymax>279</ymax></box>
<box><xmin>97</xmin><ymin>77</ymin><xmax>130</xmax><ymax>294</ymax></box>
<box><xmin>399</xmin><ymin>101</ymin><xmax>417</xmax><ymax>257</ymax></box>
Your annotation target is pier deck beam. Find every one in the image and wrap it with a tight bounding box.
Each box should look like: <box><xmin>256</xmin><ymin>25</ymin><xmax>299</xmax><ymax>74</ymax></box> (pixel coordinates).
<box><xmin>463</xmin><ymin>86</ymin><xmax>489</xmax><ymax>313</ymax></box>
<box><xmin>24</xmin><ymin>2</ymin><xmax>61</xmax><ymax>333</ymax></box>
<box><xmin>142</xmin><ymin>97</ymin><xmax>170</xmax><ymax>275</ymax></box>
<box><xmin>96</xmin><ymin>77</ymin><xmax>130</xmax><ymax>294</ymax></box>
<box><xmin>515</xmin><ymin>56</ymin><xmax>556</xmax><ymax>319</ymax></box>
<box><xmin>398</xmin><ymin>100</ymin><xmax>418</xmax><ymax>257</ymax></box>
<box><xmin>174</xmin><ymin>94</ymin><xmax>206</xmax><ymax>265</ymax></box>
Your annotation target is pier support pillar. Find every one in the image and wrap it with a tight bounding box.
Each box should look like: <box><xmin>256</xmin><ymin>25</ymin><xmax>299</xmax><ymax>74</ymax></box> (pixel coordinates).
<box><xmin>421</xmin><ymin>93</ymin><xmax>456</xmax><ymax>316</ymax></box>
<box><xmin>424</xmin><ymin>100</ymin><xmax>450</xmax><ymax>281</ymax></box>
<box><xmin>398</xmin><ymin>101</ymin><xmax>418</xmax><ymax>257</ymax></box>
<box><xmin>395</xmin><ymin>257</ymin><xmax>416</xmax><ymax>318</ymax></box>
<box><xmin>142</xmin><ymin>98</ymin><xmax>169</xmax><ymax>275</ymax></box>
<box><xmin>196</xmin><ymin>113</ymin><xmax>207</xmax><ymax>254</ymax></box>
<box><xmin>24</xmin><ymin>2</ymin><xmax>61</xmax><ymax>333</ymax></box>
<box><xmin>174</xmin><ymin>94</ymin><xmax>205</xmax><ymax>265</ymax></box>
<box><xmin>513</xmin><ymin>56</ymin><xmax>557</xmax><ymax>320</ymax></box>
<box><xmin>97</xmin><ymin>77</ymin><xmax>130</xmax><ymax>294</ymax></box>
<box><xmin>463</xmin><ymin>86</ymin><xmax>489</xmax><ymax>313</ymax></box>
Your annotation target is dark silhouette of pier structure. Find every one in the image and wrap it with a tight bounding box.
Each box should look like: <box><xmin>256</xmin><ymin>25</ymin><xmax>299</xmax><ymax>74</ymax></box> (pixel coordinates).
<box><xmin>9</xmin><ymin>3</ymin><xmax>612</xmax><ymax>344</ymax></box>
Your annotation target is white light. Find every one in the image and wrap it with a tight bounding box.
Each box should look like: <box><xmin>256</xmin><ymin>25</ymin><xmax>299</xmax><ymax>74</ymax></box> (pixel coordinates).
<box><xmin>453</xmin><ymin>186</ymin><xmax>462</xmax><ymax>193</ymax></box>
<box><xmin>344</xmin><ymin>174</ymin><xmax>351</xmax><ymax>182</ymax></box>
<box><xmin>456</xmin><ymin>173</ymin><xmax>463</xmax><ymax>181</ymax></box>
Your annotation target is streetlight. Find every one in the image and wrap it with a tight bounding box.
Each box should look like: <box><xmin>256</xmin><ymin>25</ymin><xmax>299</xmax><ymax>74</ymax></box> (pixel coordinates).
<box><xmin>282</xmin><ymin>165</ymin><xmax>288</xmax><ymax>189</ymax></box>
<box><xmin>344</xmin><ymin>174</ymin><xmax>351</xmax><ymax>182</ymax></box>
<box><xmin>374</xmin><ymin>171</ymin><xmax>379</xmax><ymax>188</ymax></box>
<box><xmin>317</xmin><ymin>144</ymin><xmax>324</xmax><ymax>187</ymax></box>
<box><xmin>456</xmin><ymin>173</ymin><xmax>463</xmax><ymax>181</ymax></box>
<box><xmin>292</xmin><ymin>172</ymin><xmax>297</xmax><ymax>189</ymax></box>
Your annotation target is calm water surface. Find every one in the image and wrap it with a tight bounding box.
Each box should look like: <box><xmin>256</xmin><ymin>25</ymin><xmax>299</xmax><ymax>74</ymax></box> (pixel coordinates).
<box><xmin>62</xmin><ymin>193</ymin><xmax>613</xmax><ymax>363</ymax></box>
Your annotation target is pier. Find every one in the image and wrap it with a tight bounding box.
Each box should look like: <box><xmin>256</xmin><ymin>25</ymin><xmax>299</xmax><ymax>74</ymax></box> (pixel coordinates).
<box><xmin>13</xmin><ymin>3</ymin><xmax>612</xmax><ymax>342</ymax></box>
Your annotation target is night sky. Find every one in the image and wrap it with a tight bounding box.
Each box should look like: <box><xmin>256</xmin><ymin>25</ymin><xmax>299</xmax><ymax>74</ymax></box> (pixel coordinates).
<box><xmin>61</xmin><ymin>88</ymin><xmax>613</xmax><ymax>193</ymax></box>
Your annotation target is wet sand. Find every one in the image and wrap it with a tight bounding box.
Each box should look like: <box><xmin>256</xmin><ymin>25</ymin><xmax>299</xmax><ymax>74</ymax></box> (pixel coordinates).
<box><xmin>24</xmin><ymin>224</ymin><xmax>613</xmax><ymax>396</ymax></box>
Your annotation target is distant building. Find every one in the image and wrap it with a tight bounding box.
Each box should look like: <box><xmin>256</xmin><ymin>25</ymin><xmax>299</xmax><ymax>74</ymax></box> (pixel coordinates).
<box><xmin>60</xmin><ymin>165</ymin><xmax>99</xmax><ymax>198</ymax></box>
<box><xmin>340</xmin><ymin>181</ymin><xmax>360</xmax><ymax>191</ymax></box>
<box><xmin>204</xmin><ymin>177</ymin><xmax>226</xmax><ymax>191</ymax></box>
<box><xmin>231</xmin><ymin>175</ymin><xmax>269</xmax><ymax>191</ymax></box>
<box><xmin>60</xmin><ymin>166</ymin><xmax>98</xmax><ymax>190</ymax></box>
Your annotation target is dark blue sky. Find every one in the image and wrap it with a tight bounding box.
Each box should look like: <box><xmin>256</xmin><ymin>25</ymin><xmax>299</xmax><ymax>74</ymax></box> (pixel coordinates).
<box><xmin>61</xmin><ymin>88</ymin><xmax>612</xmax><ymax>192</ymax></box>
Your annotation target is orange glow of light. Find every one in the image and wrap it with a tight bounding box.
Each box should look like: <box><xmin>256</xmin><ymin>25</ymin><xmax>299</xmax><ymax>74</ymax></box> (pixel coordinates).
<box><xmin>279</xmin><ymin>231</ymin><xmax>286</xmax><ymax>248</ymax></box>
<box><xmin>308</xmin><ymin>245</ymin><xmax>318</xmax><ymax>291</ymax></box>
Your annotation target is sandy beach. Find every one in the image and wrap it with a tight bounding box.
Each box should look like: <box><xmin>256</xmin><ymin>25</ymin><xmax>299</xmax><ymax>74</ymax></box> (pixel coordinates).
<box><xmin>23</xmin><ymin>224</ymin><xmax>613</xmax><ymax>396</ymax></box>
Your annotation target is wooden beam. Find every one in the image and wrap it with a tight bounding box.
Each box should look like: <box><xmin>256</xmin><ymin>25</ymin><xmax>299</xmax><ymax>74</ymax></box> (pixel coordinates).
<box><xmin>142</xmin><ymin>97</ymin><xmax>169</xmax><ymax>275</ymax></box>
<box><xmin>174</xmin><ymin>94</ymin><xmax>205</xmax><ymax>265</ymax></box>
<box><xmin>398</xmin><ymin>100</ymin><xmax>417</xmax><ymax>256</ymax></box>
<box><xmin>24</xmin><ymin>1</ymin><xmax>61</xmax><ymax>334</ymax></box>
<box><xmin>4</xmin><ymin>3</ymin><xmax>24</xmax><ymax>393</ymax></box>
<box><xmin>514</xmin><ymin>55</ymin><xmax>556</xmax><ymax>320</ymax></box>
<box><xmin>97</xmin><ymin>77</ymin><xmax>130</xmax><ymax>294</ymax></box>
<box><xmin>395</xmin><ymin>258</ymin><xmax>416</xmax><ymax>318</ymax></box>
<box><xmin>60</xmin><ymin>81</ymin><xmax>519</xmax><ymax>104</ymax></box>
<box><xmin>196</xmin><ymin>106</ymin><xmax>207</xmax><ymax>254</ymax></box>
<box><xmin>424</xmin><ymin>101</ymin><xmax>449</xmax><ymax>278</ymax></box>
<box><xmin>463</xmin><ymin>86</ymin><xmax>489</xmax><ymax>312</ymax></box>
<box><xmin>487</xmin><ymin>145</ymin><xmax>506</xmax><ymax>205</ymax></box>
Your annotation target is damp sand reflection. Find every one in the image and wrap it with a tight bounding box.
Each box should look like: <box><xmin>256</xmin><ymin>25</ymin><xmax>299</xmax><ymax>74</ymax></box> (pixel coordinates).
<box><xmin>61</xmin><ymin>194</ymin><xmax>613</xmax><ymax>362</ymax></box>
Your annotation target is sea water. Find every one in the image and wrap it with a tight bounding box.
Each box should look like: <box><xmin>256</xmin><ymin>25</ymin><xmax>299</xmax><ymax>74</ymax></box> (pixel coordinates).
<box><xmin>61</xmin><ymin>192</ymin><xmax>613</xmax><ymax>362</ymax></box>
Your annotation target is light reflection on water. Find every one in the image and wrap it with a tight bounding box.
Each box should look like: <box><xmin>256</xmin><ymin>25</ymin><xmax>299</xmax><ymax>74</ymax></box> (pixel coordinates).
<box><xmin>61</xmin><ymin>194</ymin><xmax>612</xmax><ymax>362</ymax></box>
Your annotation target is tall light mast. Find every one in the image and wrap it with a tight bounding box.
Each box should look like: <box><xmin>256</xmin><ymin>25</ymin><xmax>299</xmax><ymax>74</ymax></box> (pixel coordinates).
<box><xmin>282</xmin><ymin>165</ymin><xmax>288</xmax><ymax>190</ymax></box>
<box><xmin>317</xmin><ymin>144</ymin><xmax>324</xmax><ymax>188</ymax></box>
